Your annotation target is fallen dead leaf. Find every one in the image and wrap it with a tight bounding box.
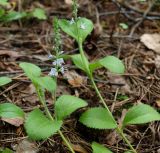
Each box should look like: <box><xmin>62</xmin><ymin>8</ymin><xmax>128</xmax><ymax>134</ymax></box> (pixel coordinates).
<box><xmin>1</xmin><ymin>117</ymin><xmax>23</xmax><ymax>127</ymax></box>
<box><xmin>16</xmin><ymin>139</ymin><xmax>38</xmax><ymax>153</ymax></box>
<box><xmin>0</xmin><ymin>50</ymin><xmax>23</xmax><ymax>60</ymax></box>
<box><xmin>140</xmin><ymin>34</ymin><xmax>160</xmax><ymax>54</ymax></box>
<box><xmin>65</xmin><ymin>0</ymin><xmax>72</xmax><ymax>5</ymax></box>
<box><xmin>156</xmin><ymin>99</ymin><xmax>160</xmax><ymax>108</ymax></box>
<box><xmin>108</xmin><ymin>74</ymin><xmax>131</xmax><ymax>94</ymax></box>
<box><xmin>64</xmin><ymin>71</ymin><xmax>87</xmax><ymax>87</ymax></box>
<box><xmin>71</xmin><ymin>144</ymin><xmax>88</xmax><ymax>153</ymax></box>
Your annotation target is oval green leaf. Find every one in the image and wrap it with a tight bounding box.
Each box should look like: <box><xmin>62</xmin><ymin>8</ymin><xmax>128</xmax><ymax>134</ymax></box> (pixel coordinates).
<box><xmin>0</xmin><ymin>77</ymin><xmax>12</xmax><ymax>86</ymax></box>
<box><xmin>123</xmin><ymin>103</ymin><xmax>160</xmax><ymax>126</ymax></box>
<box><xmin>36</xmin><ymin>76</ymin><xmax>56</xmax><ymax>93</ymax></box>
<box><xmin>19</xmin><ymin>62</ymin><xmax>41</xmax><ymax>80</ymax></box>
<box><xmin>99</xmin><ymin>56</ymin><xmax>125</xmax><ymax>74</ymax></box>
<box><xmin>25</xmin><ymin>109</ymin><xmax>62</xmax><ymax>140</ymax></box>
<box><xmin>59</xmin><ymin>17</ymin><xmax>93</xmax><ymax>43</ymax></box>
<box><xmin>92</xmin><ymin>142</ymin><xmax>113</xmax><ymax>153</ymax></box>
<box><xmin>31</xmin><ymin>8</ymin><xmax>47</xmax><ymax>20</ymax></box>
<box><xmin>0</xmin><ymin>103</ymin><xmax>24</xmax><ymax>118</ymax></box>
<box><xmin>79</xmin><ymin>107</ymin><xmax>117</xmax><ymax>129</ymax></box>
<box><xmin>55</xmin><ymin>95</ymin><xmax>88</xmax><ymax>120</ymax></box>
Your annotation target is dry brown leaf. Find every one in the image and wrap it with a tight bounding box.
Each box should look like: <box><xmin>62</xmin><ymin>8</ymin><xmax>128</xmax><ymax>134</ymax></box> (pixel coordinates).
<box><xmin>71</xmin><ymin>144</ymin><xmax>88</xmax><ymax>153</ymax></box>
<box><xmin>1</xmin><ymin>117</ymin><xmax>23</xmax><ymax>127</ymax></box>
<box><xmin>108</xmin><ymin>74</ymin><xmax>131</xmax><ymax>94</ymax></box>
<box><xmin>140</xmin><ymin>34</ymin><xmax>160</xmax><ymax>54</ymax></box>
<box><xmin>16</xmin><ymin>139</ymin><xmax>38</xmax><ymax>153</ymax></box>
<box><xmin>0</xmin><ymin>50</ymin><xmax>23</xmax><ymax>59</ymax></box>
<box><xmin>65</xmin><ymin>0</ymin><xmax>72</xmax><ymax>5</ymax></box>
<box><xmin>156</xmin><ymin>99</ymin><xmax>160</xmax><ymax>108</ymax></box>
<box><xmin>64</xmin><ymin>71</ymin><xmax>87</xmax><ymax>87</ymax></box>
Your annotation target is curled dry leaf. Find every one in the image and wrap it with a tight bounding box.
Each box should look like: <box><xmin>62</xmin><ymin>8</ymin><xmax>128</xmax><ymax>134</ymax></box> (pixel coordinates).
<box><xmin>1</xmin><ymin>117</ymin><xmax>23</xmax><ymax>127</ymax></box>
<box><xmin>140</xmin><ymin>34</ymin><xmax>160</xmax><ymax>54</ymax></box>
<box><xmin>64</xmin><ymin>71</ymin><xmax>87</xmax><ymax>87</ymax></box>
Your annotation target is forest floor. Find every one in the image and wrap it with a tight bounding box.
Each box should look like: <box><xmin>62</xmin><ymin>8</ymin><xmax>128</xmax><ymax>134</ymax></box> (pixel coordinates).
<box><xmin>0</xmin><ymin>0</ymin><xmax>160</xmax><ymax>153</ymax></box>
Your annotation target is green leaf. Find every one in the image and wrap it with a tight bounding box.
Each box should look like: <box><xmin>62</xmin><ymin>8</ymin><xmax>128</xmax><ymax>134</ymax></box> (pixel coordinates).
<box><xmin>2</xmin><ymin>11</ymin><xmax>27</xmax><ymax>22</ymax></box>
<box><xmin>0</xmin><ymin>77</ymin><xmax>12</xmax><ymax>86</ymax></box>
<box><xmin>25</xmin><ymin>109</ymin><xmax>62</xmax><ymax>140</ymax></box>
<box><xmin>0</xmin><ymin>103</ymin><xmax>24</xmax><ymax>118</ymax></box>
<box><xmin>55</xmin><ymin>95</ymin><xmax>87</xmax><ymax>120</ymax></box>
<box><xmin>1</xmin><ymin>148</ymin><xmax>13</xmax><ymax>153</ymax></box>
<box><xmin>89</xmin><ymin>56</ymin><xmax>125</xmax><ymax>74</ymax></box>
<box><xmin>123</xmin><ymin>103</ymin><xmax>160</xmax><ymax>126</ymax></box>
<box><xmin>19</xmin><ymin>62</ymin><xmax>41</xmax><ymax>80</ymax></box>
<box><xmin>36</xmin><ymin>76</ymin><xmax>56</xmax><ymax>93</ymax></box>
<box><xmin>119</xmin><ymin>23</ymin><xmax>129</xmax><ymax>30</ymax></box>
<box><xmin>0</xmin><ymin>0</ymin><xmax>9</xmax><ymax>6</ymax></box>
<box><xmin>31</xmin><ymin>8</ymin><xmax>47</xmax><ymax>20</ymax></box>
<box><xmin>124</xmin><ymin>151</ymin><xmax>133</xmax><ymax>153</ymax></box>
<box><xmin>100</xmin><ymin>56</ymin><xmax>125</xmax><ymax>74</ymax></box>
<box><xmin>59</xmin><ymin>17</ymin><xmax>93</xmax><ymax>43</ymax></box>
<box><xmin>0</xmin><ymin>9</ymin><xmax>5</xmax><ymax>18</ymax></box>
<box><xmin>71</xmin><ymin>54</ymin><xmax>89</xmax><ymax>73</ymax></box>
<box><xmin>92</xmin><ymin>142</ymin><xmax>113</xmax><ymax>153</ymax></box>
<box><xmin>79</xmin><ymin>107</ymin><xmax>117</xmax><ymax>129</ymax></box>
<box><xmin>89</xmin><ymin>61</ymin><xmax>102</xmax><ymax>72</ymax></box>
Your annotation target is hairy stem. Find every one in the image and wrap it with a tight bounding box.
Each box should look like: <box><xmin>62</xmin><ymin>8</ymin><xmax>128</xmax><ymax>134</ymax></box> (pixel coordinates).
<box><xmin>36</xmin><ymin>86</ymin><xmax>75</xmax><ymax>153</ymax></box>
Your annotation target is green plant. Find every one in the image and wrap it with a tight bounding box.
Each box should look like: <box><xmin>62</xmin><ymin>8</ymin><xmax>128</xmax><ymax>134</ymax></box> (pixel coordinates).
<box><xmin>0</xmin><ymin>17</ymin><xmax>89</xmax><ymax>153</ymax></box>
<box><xmin>0</xmin><ymin>148</ymin><xmax>13</xmax><ymax>153</ymax></box>
<box><xmin>58</xmin><ymin>0</ymin><xmax>160</xmax><ymax>152</ymax></box>
<box><xmin>0</xmin><ymin>0</ymin><xmax>47</xmax><ymax>22</ymax></box>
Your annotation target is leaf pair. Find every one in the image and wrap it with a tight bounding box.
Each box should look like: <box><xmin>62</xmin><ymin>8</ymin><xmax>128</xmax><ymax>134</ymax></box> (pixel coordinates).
<box><xmin>19</xmin><ymin>62</ymin><xmax>56</xmax><ymax>93</ymax></box>
<box><xmin>25</xmin><ymin>95</ymin><xmax>87</xmax><ymax>140</ymax></box>
<box><xmin>72</xmin><ymin>54</ymin><xmax>125</xmax><ymax>75</ymax></box>
<box><xmin>79</xmin><ymin>103</ymin><xmax>160</xmax><ymax>130</ymax></box>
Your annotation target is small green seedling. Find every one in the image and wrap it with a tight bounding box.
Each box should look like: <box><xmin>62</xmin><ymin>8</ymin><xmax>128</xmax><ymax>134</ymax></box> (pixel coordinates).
<box><xmin>0</xmin><ymin>1</ymin><xmax>47</xmax><ymax>22</ymax></box>
<box><xmin>119</xmin><ymin>23</ymin><xmax>129</xmax><ymax>30</ymax></box>
<box><xmin>58</xmin><ymin>0</ymin><xmax>160</xmax><ymax>152</ymax></box>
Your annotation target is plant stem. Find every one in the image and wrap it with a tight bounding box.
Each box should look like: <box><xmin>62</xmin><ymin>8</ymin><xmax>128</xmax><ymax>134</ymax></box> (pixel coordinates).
<box><xmin>36</xmin><ymin>87</ymin><xmax>75</xmax><ymax>153</ymax></box>
<box><xmin>58</xmin><ymin>130</ymin><xmax>75</xmax><ymax>153</ymax></box>
<box><xmin>116</xmin><ymin>127</ymin><xmax>137</xmax><ymax>153</ymax></box>
<box><xmin>90</xmin><ymin>75</ymin><xmax>137</xmax><ymax>153</ymax></box>
<box><xmin>78</xmin><ymin>42</ymin><xmax>137</xmax><ymax>153</ymax></box>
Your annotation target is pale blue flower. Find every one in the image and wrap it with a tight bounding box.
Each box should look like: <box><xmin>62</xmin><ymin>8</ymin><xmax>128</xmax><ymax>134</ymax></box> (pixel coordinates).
<box><xmin>52</xmin><ymin>58</ymin><xmax>64</xmax><ymax>67</ymax></box>
<box><xmin>49</xmin><ymin>68</ymin><xmax>58</xmax><ymax>76</ymax></box>
<box><xmin>48</xmin><ymin>54</ymin><xmax>54</xmax><ymax>59</ymax></box>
